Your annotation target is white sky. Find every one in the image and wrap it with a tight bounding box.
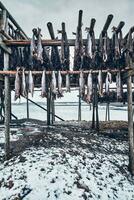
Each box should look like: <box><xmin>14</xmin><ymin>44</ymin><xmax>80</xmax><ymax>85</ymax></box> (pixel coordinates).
<box><xmin>1</xmin><ymin>0</ymin><xmax>134</xmax><ymax>39</ymax></box>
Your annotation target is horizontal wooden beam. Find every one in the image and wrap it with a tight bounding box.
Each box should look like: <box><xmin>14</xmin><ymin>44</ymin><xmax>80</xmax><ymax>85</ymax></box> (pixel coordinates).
<box><xmin>4</xmin><ymin>39</ymin><xmax>87</xmax><ymax>46</ymax></box>
<box><xmin>0</xmin><ymin>68</ymin><xmax>129</xmax><ymax>75</ymax></box>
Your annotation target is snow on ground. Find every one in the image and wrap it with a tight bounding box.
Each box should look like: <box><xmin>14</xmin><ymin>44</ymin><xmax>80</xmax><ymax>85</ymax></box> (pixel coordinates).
<box><xmin>0</xmin><ymin>121</ymin><xmax>134</xmax><ymax>200</ymax></box>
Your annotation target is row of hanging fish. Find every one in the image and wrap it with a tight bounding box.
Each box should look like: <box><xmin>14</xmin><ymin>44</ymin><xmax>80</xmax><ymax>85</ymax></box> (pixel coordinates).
<box><xmin>79</xmin><ymin>70</ymin><xmax>123</xmax><ymax>103</ymax></box>
<box><xmin>14</xmin><ymin>69</ymin><xmax>71</xmax><ymax>100</ymax></box>
<box><xmin>14</xmin><ymin>69</ymin><xmax>123</xmax><ymax>102</ymax></box>
<box><xmin>14</xmin><ymin>68</ymin><xmax>34</xmax><ymax>100</ymax></box>
<box><xmin>9</xmin><ymin>22</ymin><xmax>128</xmax><ymax>72</ymax></box>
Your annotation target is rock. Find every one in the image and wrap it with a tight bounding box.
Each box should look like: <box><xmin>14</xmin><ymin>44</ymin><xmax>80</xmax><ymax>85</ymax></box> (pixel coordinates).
<box><xmin>109</xmin><ymin>173</ymin><xmax>114</xmax><ymax>178</ymax></box>
<box><xmin>8</xmin><ymin>180</ymin><xmax>14</xmax><ymax>189</ymax></box>
<box><xmin>18</xmin><ymin>155</ymin><xmax>26</xmax><ymax>163</ymax></box>
<box><xmin>50</xmin><ymin>178</ymin><xmax>55</xmax><ymax>183</ymax></box>
<box><xmin>75</xmin><ymin>181</ymin><xmax>90</xmax><ymax>192</ymax></box>
<box><xmin>40</xmin><ymin>168</ymin><xmax>45</xmax><ymax>171</ymax></box>
<box><xmin>82</xmin><ymin>192</ymin><xmax>88</xmax><ymax>200</ymax></box>
<box><xmin>4</xmin><ymin>179</ymin><xmax>14</xmax><ymax>189</ymax></box>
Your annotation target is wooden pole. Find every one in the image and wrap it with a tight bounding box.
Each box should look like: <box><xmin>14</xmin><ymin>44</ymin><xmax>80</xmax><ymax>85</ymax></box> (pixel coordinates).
<box><xmin>127</xmin><ymin>75</ymin><xmax>134</xmax><ymax>175</ymax></box>
<box><xmin>26</xmin><ymin>93</ymin><xmax>29</xmax><ymax>119</ymax></box>
<box><xmin>92</xmin><ymin>83</ymin><xmax>95</xmax><ymax>129</ymax></box>
<box><xmin>47</xmin><ymin>89</ymin><xmax>51</xmax><ymax>125</ymax></box>
<box><xmin>105</xmin><ymin>104</ymin><xmax>108</xmax><ymax>121</ymax></box>
<box><xmin>78</xmin><ymin>90</ymin><xmax>82</xmax><ymax>121</ymax></box>
<box><xmin>49</xmin><ymin>89</ymin><xmax>53</xmax><ymax>124</ymax></box>
<box><xmin>51</xmin><ymin>98</ymin><xmax>55</xmax><ymax>124</ymax></box>
<box><xmin>95</xmin><ymin>80</ymin><xmax>99</xmax><ymax>131</ymax></box>
<box><xmin>46</xmin><ymin>74</ymin><xmax>51</xmax><ymax>126</ymax></box>
<box><xmin>4</xmin><ymin>52</ymin><xmax>11</xmax><ymax>159</ymax></box>
<box><xmin>105</xmin><ymin>102</ymin><xmax>110</xmax><ymax>121</ymax></box>
<box><xmin>9</xmin><ymin>79</ymin><xmax>11</xmax><ymax>121</ymax></box>
<box><xmin>108</xmin><ymin>102</ymin><xmax>110</xmax><ymax>121</ymax></box>
<box><xmin>0</xmin><ymin>85</ymin><xmax>3</xmax><ymax>121</ymax></box>
<box><xmin>91</xmin><ymin>75</ymin><xmax>99</xmax><ymax>130</ymax></box>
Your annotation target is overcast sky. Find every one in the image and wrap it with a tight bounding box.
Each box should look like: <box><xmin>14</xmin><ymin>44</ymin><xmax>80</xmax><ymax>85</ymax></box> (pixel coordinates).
<box><xmin>1</xmin><ymin>0</ymin><xmax>134</xmax><ymax>39</ymax></box>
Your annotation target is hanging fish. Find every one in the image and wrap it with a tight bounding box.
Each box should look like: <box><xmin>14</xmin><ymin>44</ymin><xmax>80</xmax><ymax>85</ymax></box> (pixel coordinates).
<box><xmin>51</xmin><ymin>71</ymin><xmax>57</xmax><ymax>99</ymax></box>
<box><xmin>116</xmin><ymin>71</ymin><xmax>122</xmax><ymax>100</ymax></box>
<box><xmin>105</xmin><ymin>73</ymin><xmax>109</xmax><ymax>94</ymax></box>
<box><xmin>103</xmin><ymin>36</ymin><xmax>108</xmax><ymax>62</ymax></box>
<box><xmin>86</xmin><ymin>71</ymin><xmax>92</xmax><ymax>103</ymax></box>
<box><xmin>79</xmin><ymin>70</ymin><xmax>85</xmax><ymax>97</ymax></box>
<box><xmin>115</xmin><ymin>33</ymin><xmax>120</xmax><ymax>59</ymax></box>
<box><xmin>41</xmin><ymin>70</ymin><xmax>47</xmax><ymax>98</ymax></box>
<box><xmin>57</xmin><ymin>71</ymin><xmax>63</xmax><ymax>98</ymax></box>
<box><xmin>105</xmin><ymin>72</ymin><xmax>112</xmax><ymax>94</ymax></box>
<box><xmin>37</xmin><ymin>29</ymin><xmax>43</xmax><ymax>63</ymax></box>
<box><xmin>87</xmin><ymin>32</ymin><xmax>92</xmax><ymax>58</ymax></box>
<box><xmin>98</xmin><ymin>70</ymin><xmax>103</xmax><ymax>97</ymax></box>
<box><xmin>29</xmin><ymin>71</ymin><xmax>34</xmax><ymax>97</ymax></box>
<box><xmin>21</xmin><ymin>68</ymin><xmax>27</xmax><ymax>97</ymax></box>
<box><xmin>30</xmin><ymin>34</ymin><xmax>36</xmax><ymax>57</ymax></box>
<box><xmin>66</xmin><ymin>73</ymin><xmax>70</xmax><ymax>92</ymax></box>
<box><xmin>108</xmin><ymin>72</ymin><xmax>112</xmax><ymax>83</ymax></box>
<box><xmin>14</xmin><ymin>68</ymin><xmax>21</xmax><ymax>101</ymax></box>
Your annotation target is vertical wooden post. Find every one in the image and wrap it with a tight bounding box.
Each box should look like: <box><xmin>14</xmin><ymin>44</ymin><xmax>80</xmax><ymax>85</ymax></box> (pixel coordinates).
<box><xmin>49</xmin><ymin>89</ymin><xmax>53</xmax><ymax>124</ymax></box>
<box><xmin>51</xmin><ymin>98</ymin><xmax>55</xmax><ymax>124</ymax></box>
<box><xmin>108</xmin><ymin>102</ymin><xmax>110</xmax><ymax>121</ymax></box>
<box><xmin>26</xmin><ymin>93</ymin><xmax>29</xmax><ymax>119</ymax></box>
<box><xmin>47</xmin><ymin>89</ymin><xmax>51</xmax><ymax>125</ymax></box>
<box><xmin>0</xmin><ymin>9</ymin><xmax>7</xmax><ymax>32</ymax></box>
<box><xmin>78</xmin><ymin>90</ymin><xmax>81</xmax><ymax>121</ymax></box>
<box><xmin>92</xmin><ymin>75</ymin><xmax>99</xmax><ymax>131</ymax></box>
<box><xmin>105</xmin><ymin>104</ymin><xmax>108</xmax><ymax>121</ymax></box>
<box><xmin>105</xmin><ymin>102</ymin><xmax>110</xmax><ymax>121</ymax></box>
<box><xmin>0</xmin><ymin>85</ymin><xmax>3</xmax><ymax>121</ymax></box>
<box><xmin>95</xmin><ymin>80</ymin><xmax>99</xmax><ymax>131</ymax></box>
<box><xmin>46</xmin><ymin>73</ymin><xmax>51</xmax><ymax>126</ymax></box>
<box><xmin>9</xmin><ymin>80</ymin><xmax>11</xmax><ymax>121</ymax></box>
<box><xmin>92</xmin><ymin>83</ymin><xmax>95</xmax><ymax>129</ymax></box>
<box><xmin>127</xmin><ymin>75</ymin><xmax>134</xmax><ymax>175</ymax></box>
<box><xmin>4</xmin><ymin>52</ymin><xmax>11</xmax><ymax>159</ymax></box>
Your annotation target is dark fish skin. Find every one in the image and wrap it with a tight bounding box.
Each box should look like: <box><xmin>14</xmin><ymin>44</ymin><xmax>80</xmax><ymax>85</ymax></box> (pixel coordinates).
<box><xmin>79</xmin><ymin>71</ymin><xmax>85</xmax><ymax>98</ymax></box>
<box><xmin>14</xmin><ymin>68</ymin><xmax>21</xmax><ymax>101</ymax></box>
<box><xmin>21</xmin><ymin>68</ymin><xmax>27</xmax><ymax>97</ymax></box>
<box><xmin>57</xmin><ymin>71</ymin><xmax>63</xmax><ymax>98</ymax></box>
<box><xmin>98</xmin><ymin>70</ymin><xmax>103</xmax><ymax>97</ymax></box>
<box><xmin>66</xmin><ymin>73</ymin><xmax>71</xmax><ymax>92</ymax></box>
<box><xmin>28</xmin><ymin>71</ymin><xmax>34</xmax><ymax>97</ymax></box>
<box><xmin>86</xmin><ymin>71</ymin><xmax>92</xmax><ymax>103</ymax></box>
<box><xmin>51</xmin><ymin>71</ymin><xmax>57</xmax><ymax>99</ymax></box>
<box><xmin>41</xmin><ymin>70</ymin><xmax>47</xmax><ymax>98</ymax></box>
<box><xmin>37</xmin><ymin>31</ymin><xmax>43</xmax><ymax>63</ymax></box>
<box><xmin>116</xmin><ymin>71</ymin><xmax>122</xmax><ymax>100</ymax></box>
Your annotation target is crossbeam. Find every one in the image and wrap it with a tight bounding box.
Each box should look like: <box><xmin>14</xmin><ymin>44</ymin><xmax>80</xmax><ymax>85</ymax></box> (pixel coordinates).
<box><xmin>0</xmin><ymin>68</ymin><xmax>129</xmax><ymax>75</ymax></box>
<box><xmin>4</xmin><ymin>39</ymin><xmax>89</xmax><ymax>46</ymax></box>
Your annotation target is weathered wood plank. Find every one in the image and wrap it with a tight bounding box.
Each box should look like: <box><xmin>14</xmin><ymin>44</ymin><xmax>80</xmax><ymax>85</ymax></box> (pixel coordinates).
<box><xmin>4</xmin><ymin>52</ymin><xmax>11</xmax><ymax>159</ymax></box>
<box><xmin>127</xmin><ymin>74</ymin><xmax>134</xmax><ymax>175</ymax></box>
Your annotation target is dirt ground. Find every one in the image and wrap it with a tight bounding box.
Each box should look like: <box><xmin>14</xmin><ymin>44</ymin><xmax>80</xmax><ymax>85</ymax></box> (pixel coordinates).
<box><xmin>7</xmin><ymin>119</ymin><xmax>128</xmax><ymax>158</ymax></box>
